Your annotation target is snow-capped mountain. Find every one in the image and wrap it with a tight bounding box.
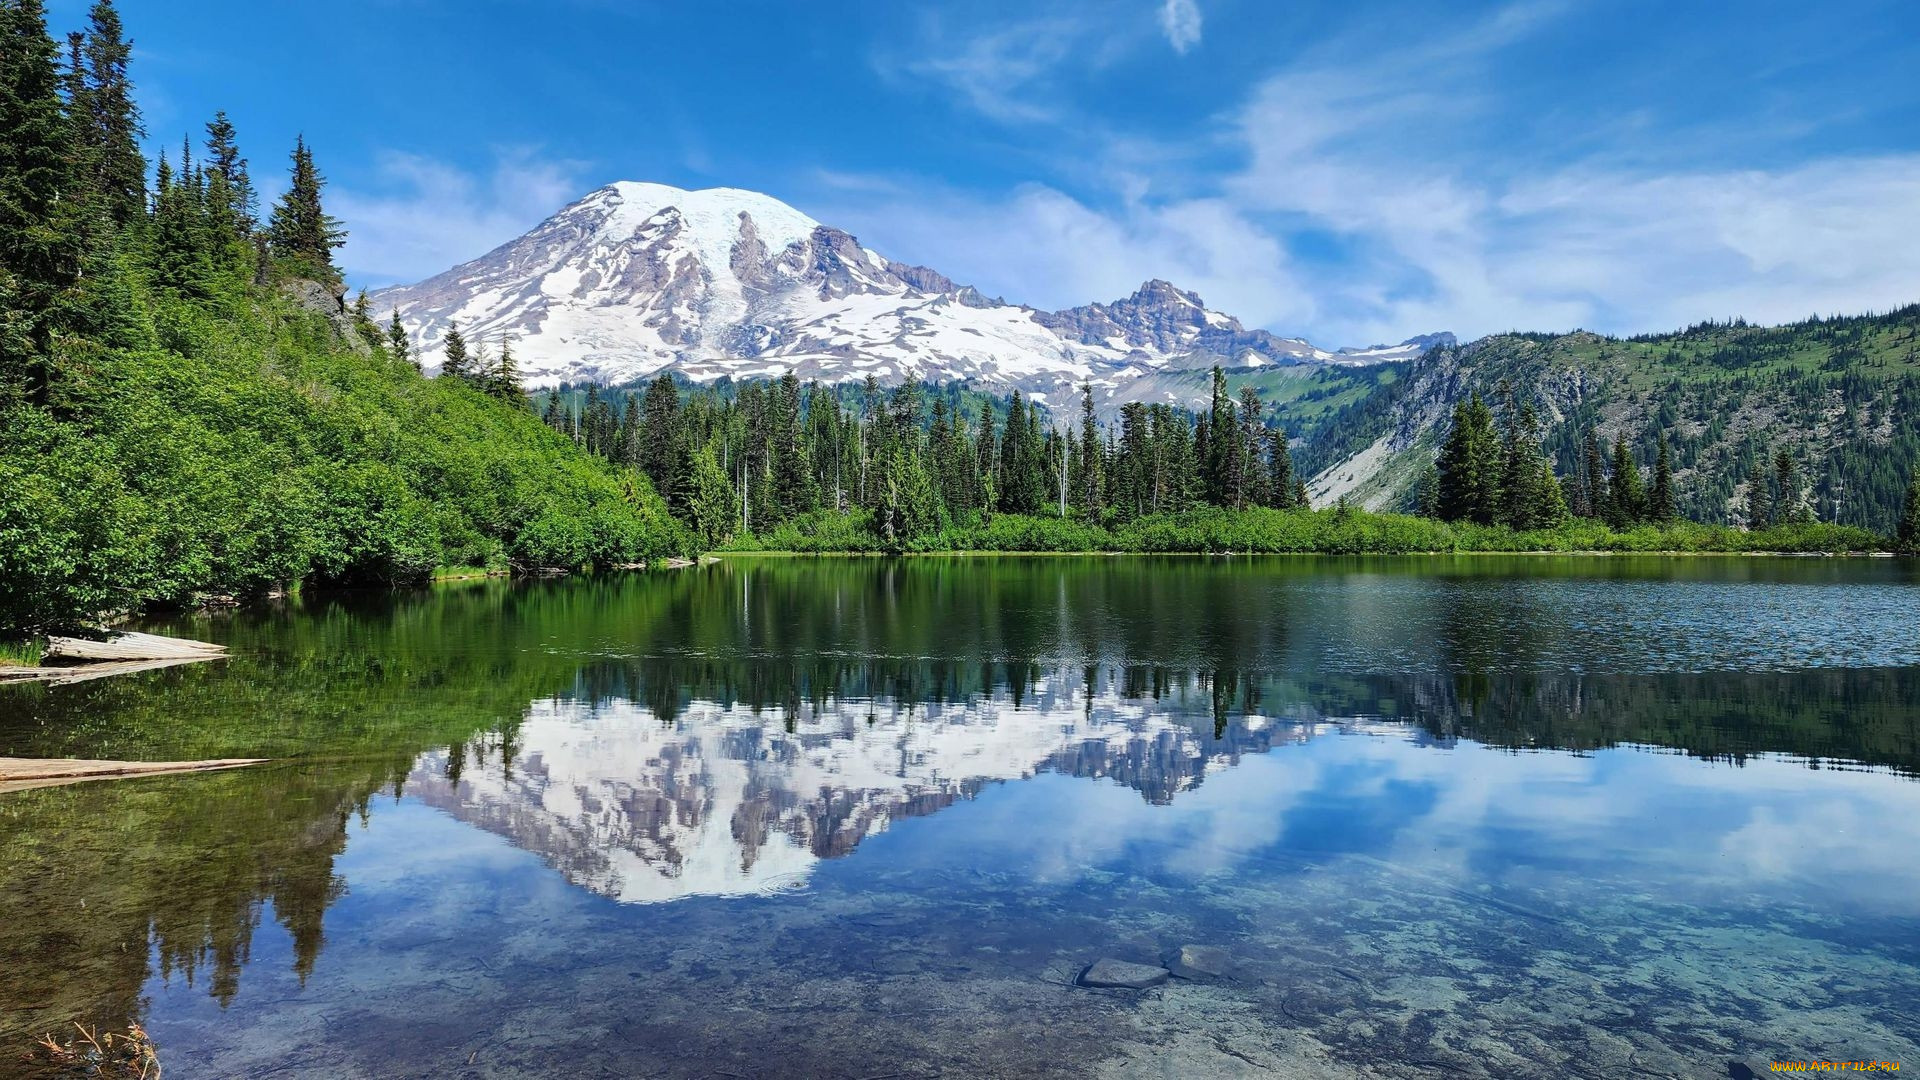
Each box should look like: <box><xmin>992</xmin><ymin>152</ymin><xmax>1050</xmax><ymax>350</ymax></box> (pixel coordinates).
<box><xmin>369</xmin><ymin>182</ymin><xmax>1441</xmax><ymax>404</ymax></box>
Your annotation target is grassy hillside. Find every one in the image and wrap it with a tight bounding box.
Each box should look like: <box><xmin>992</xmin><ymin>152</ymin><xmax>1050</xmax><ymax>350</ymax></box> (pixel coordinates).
<box><xmin>1308</xmin><ymin>306</ymin><xmax>1920</xmax><ymax>529</ymax></box>
<box><xmin>0</xmin><ymin>280</ymin><xmax>690</xmax><ymax>634</ymax></box>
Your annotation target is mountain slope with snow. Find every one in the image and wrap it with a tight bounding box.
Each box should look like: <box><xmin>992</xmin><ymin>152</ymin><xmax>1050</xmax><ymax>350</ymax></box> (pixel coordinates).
<box><xmin>370</xmin><ymin>181</ymin><xmax>1441</xmax><ymax>405</ymax></box>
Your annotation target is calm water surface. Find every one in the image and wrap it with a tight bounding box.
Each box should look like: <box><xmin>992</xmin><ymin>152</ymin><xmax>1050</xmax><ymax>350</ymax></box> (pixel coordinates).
<box><xmin>3</xmin><ymin>556</ymin><xmax>1918</xmax><ymax>1078</ymax></box>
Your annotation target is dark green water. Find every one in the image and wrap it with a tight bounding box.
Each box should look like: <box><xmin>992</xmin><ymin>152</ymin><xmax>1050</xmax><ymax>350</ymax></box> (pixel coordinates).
<box><xmin>2</xmin><ymin>556</ymin><xmax>1918</xmax><ymax>1078</ymax></box>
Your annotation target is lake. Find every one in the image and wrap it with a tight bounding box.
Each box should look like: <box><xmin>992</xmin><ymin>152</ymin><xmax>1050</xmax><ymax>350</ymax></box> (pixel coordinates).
<box><xmin>3</xmin><ymin>556</ymin><xmax>1918</xmax><ymax>1078</ymax></box>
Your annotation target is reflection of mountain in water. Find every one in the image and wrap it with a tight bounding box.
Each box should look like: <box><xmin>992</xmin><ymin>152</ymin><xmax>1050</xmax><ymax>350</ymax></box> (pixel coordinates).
<box><xmin>408</xmin><ymin>655</ymin><xmax>1920</xmax><ymax>906</ymax></box>
<box><xmin>405</xmin><ymin>670</ymin><xmax>1373</xmax><ymax>904</ymax></box>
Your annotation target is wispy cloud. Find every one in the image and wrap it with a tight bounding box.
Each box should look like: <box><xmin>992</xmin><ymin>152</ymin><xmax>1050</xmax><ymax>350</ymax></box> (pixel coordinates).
<box><xmin>1158</xmin><ymin>0</ymin><xmax>1202</xmax><ymax>54</ymax></box>
<box><xmin>892</xmin><ymin>16</ymin><xmax>1087</xmax><ymax>125</ymax></box>
<box><xmin>334</xmin><ymin>149</ymin><xmax>586</xmax><ymax>288</ymax></box>
<box><xmin>836</xmin><ymin>0</ymin><xmax>1920</xmax><ymax>345</ymax></box>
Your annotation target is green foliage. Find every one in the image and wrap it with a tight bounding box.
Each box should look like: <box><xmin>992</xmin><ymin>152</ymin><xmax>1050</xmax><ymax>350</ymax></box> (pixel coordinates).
<box><xmin>1898</xmin><ymin>475</ymin><xmax>1920</xmax><ymax>556</ymax></box>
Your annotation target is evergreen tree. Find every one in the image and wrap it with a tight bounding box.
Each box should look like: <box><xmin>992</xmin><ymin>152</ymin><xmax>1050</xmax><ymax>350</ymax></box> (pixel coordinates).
<box><xmin>1744</xmin><ymin>459</ymin><xmax>1773</xmax><ymax>530</ymax></box>
<box><xmin>0</xmin><ymin>0</ymin><xmax>83</xmax><ymax>405</ymax></box>
<box><xmin>489</xmin><ymin>333</ymin><xmax>521</xmax><ymax>401</ymax></box>
<box><xmin>1897</xmin><ymin>474</ymin><xmax>1920</xmax><ymax>556</ymax></box>
<box><xmin>1649</xmin><ymin>434</ymin><xmax>1676</xmax><ymax>522</ymax></box>
<box><xmin>1607</xmin><ymin>437</ymin><xmax>1646</xmax><ymax>526</ymax></box>
<box><xmin>387</xmin><ymin>310</ymin><xmax>411</xmax><ymax>367</ymax></box>
<box><xmin>1499</xmin><ymin>395</ymin><xmax>1547</xmax><ymax>529</ymax></box>
<box><xmin>439</xmin><ymin>323</ymin><xmax>470</xmax><ymax>380</ymax></box>
<box><xmin>1237</xmin><ymin>386</ymin><xmax>1265</xmax><ymax>509</ymax></box>
<box><xmin>266</xmin><ymin>135</ymin><xmax>344</xmax><ymax>282</ymax></box>
<box><xmin>1267</xmin><ymin>426</ymin><xmax>1297</xmax><ymax>510</ymax></box>
<box><xmin>639</xmin><ymin>374</ymin><xmax>681</xmax><ymax>498</ymax></box>
<box><xmin>1436</xmin><ymin>394</ymin><xmax>1500</xmax><ymax>524</ymax></box>
<box><xmin>975</xmin><ymin>401</ymin><xmax>998</xmax><ymax>515</ymax></box>
<box><xmin>1076</xmin><ymin>384</ymin><xmax>1102</xmax><ymax>518</ymax></box>
<box><xmin>77</xmin><ymin>0</ymin><xmax>143</xmax><ymax>227</ymax></box>
<box><xmin>679</xmin><ymin>439</ymin><xmax>736</xmax><ymax>547</ymax></box>
<box><xmin>1774</xmin><ymin>449</ymin><xmax>1810</xmax><ymax>524</ymax></box>
<box><xmin>619</xmin><ymin>396</ymin><xmax>642</xmax><ymax>468</ymax></box>
<box><xmin>202</xmin><ymin>110</ymin><xmax>255</xmax><ymax>232</ymax></box>
<box><xmin>1580</xmin><ymin>427</ymin><xmax>1609</xmax><ymax>521</ymax></box>
<box><xmin>1203</xmin><ymin>366</ymin><xmax>1235</xmax><ymax>504</ymax></box>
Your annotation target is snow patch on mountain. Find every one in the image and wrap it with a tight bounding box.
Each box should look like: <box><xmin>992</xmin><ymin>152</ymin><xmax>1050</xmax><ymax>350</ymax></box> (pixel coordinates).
<box><xmin>369</xmin><ymin>182</ymin><xmax>1446</xmax><ymax>401</ymax></box>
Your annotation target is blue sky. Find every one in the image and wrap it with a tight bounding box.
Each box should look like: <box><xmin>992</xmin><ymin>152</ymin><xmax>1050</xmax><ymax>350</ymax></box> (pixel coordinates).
<box><xmin>61</xmin><ymin>0</ymin><xmax>1920</xmax><ymax>346</ymax></box>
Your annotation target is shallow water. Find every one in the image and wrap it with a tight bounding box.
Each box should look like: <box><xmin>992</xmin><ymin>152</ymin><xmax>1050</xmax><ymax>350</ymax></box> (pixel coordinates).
<box><xmin>3</xmin><ymin>555</ymin><xmax>1918</xmax><ymax>1078</ymax></box>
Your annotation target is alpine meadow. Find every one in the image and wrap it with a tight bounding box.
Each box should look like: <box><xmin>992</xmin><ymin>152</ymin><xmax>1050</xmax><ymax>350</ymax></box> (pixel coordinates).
<box><xmin>4</xmin><ymin>2</ymin><xmax>1920</xmax><ymax>1079</ymax></box>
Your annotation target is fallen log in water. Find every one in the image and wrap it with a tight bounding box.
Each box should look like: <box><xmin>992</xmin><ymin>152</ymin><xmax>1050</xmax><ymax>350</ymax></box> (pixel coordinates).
<box><xmin>44</xmin><ymin>631</ymin><xmax>227</xmax><ymax>663</ymax></box>
<box><xmin>1</xmin><ymin>655</ymin><xmax>220</xmax><ymax>686</ymax></box>
<box><xmin>0</xmin><ymin>756</ymin><xmax>267</xmax><ymax>794</ymax></box>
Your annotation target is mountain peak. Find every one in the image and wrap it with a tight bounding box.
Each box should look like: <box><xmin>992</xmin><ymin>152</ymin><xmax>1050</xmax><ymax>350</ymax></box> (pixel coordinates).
<box><xmin>370</xmin><ymin>180</ymin><xmax>1415</xmax><ymax>396</ymax></box>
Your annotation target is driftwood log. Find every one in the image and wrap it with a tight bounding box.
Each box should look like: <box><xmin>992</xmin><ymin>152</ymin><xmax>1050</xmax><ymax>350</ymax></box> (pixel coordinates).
<box><xmin>44</xmin><ymin>631</ymin><xmax>228</xmax><ymax>663</ymax></box>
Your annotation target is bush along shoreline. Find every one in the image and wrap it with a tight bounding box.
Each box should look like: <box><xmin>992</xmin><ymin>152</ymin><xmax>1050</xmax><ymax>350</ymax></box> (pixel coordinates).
<box><xmin>720</xmin><ymin>506</ymin><xmax>1892</xmax><ymax>556</ymax></box>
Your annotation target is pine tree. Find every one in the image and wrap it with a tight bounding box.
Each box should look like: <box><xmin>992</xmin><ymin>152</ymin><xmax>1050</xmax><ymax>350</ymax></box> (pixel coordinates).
<box><xmin>1774</xmin><ymin>449</ymin><xmax>1810</xmax><ymax>525</ymax></box>
<box><xmin>1581</xmin><ymin>427</ymin><xmax>1609</xmax><ymax>521</ymax></box>
<box><xmin>1436</xmin><ymin>394</ymin><xmax>1500</xmax><ymax>524</ymax></box>
<box><xmin>489</xmin><ymin>333</ymin><xmax>521</xmax><ymax>401</ymax></box>
<box><xmin>639</xmin><ymin>374</ymin><xmax>681</xmax><ymax>498</ymax></box>
<box><xmin>202</xmin><ymin>110</ymin><xmax>255</xmax><ymax>232</ymax></box>
<box><xmin>266</xmin><ymin>135</ymin><xmax>344</xmax><ymax>282</ymax></box>
<box><xmin>1607</xmin><ymin>437</ymin><xmax>1646</xmax><ymax>526</ymax></box>
<box><xmin>387</xmin><ymin>310</ymin><xmax>411</xmax><ymax>367</ymax></box>
<box><xmin>77</xmin><ymin>0</ymin><xmax>144</xmax><ymax>228</ymax></box>
<box><xmin>1649</xmin><ymin>434</ymin><xmax>1676</xmax><ymax>523</ymax></box>
<box><xmin>0</xmin><ymin>0</ymin><xmax>83</xmax><ymax>405</ymax></box>
<box><xmin>1267</xmin><ymin>426</ymin><xmax>1296</xmax><ymax>510</ymax></box>
<box><xmin>1237</xmin><ymin>386</ymin><xmax>1266</xmax><ymax>509</ymax></box>
<box><xmin>1204</xmin><ymin>366</ymin><xmax>1235</xmax><ymax>505</ymax></box>
<box><xmin>1076</xmin><ymin>384</ymin><xmax>1102</xmax><ymax>518</ymax></box>
<box><xmin>439</xmin><ymin>324</ymin><xmax>469</xmax><ymax>380</ymax></box>
<box><xmin>1499</xmin><ymin>395</ymin><xmax>1546</xmax><ymax>528</ymax></box>
<box><xmin>1897</xmin><ymin>474</ymin><xmax>1920</xmax><ymax>556</ymax></box>
<box><xmin>1744</xmin><ymin>460</ymin><xmax>1773</xmax><ymax>530</ymax></box>
<box><xmin>975</xmin><ymin>402</ymin><xmax>998</xmax><ymax>515</ymax></box>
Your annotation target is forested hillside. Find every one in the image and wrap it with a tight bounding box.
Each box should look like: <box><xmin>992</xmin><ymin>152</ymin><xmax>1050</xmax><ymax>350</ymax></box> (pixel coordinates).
<box><xmin>1309</xmin><ymin>308</ymin><xmax>1920</xmax><ymax>532</ymax></box>
<box><xmin>0</xmin><ymin>0</ymin><xmax>686</xmax><ymax>634</ymax></box>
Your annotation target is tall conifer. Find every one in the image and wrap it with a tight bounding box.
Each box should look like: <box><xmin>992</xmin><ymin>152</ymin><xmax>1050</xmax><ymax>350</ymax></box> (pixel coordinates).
<box><xmin>266</xmin><ymin>135</ymin><xmax>344</xmax><ymax>282</ymax></box>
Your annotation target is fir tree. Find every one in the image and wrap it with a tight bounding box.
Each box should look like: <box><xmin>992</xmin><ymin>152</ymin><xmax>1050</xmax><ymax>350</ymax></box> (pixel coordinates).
<box><xmin>387</xmin><ymin>310</ymin><xmax>411</xmax><ymax>367</ymax></box>
<box><xmin>1412</xmin><ymin>461</ymin><xmax>1440</xmax><ymax>518</ymax></box>
<box><xmin>77</xmin><ymin>0</ymin><xmax>143</xmax><ymax>227</ymax></box>
<box><xmin>975</xmin><ymin>401</ymin><xmax>998</xmax><ymax>515</ymax></box>
<box><xmin>1267</xmin><ymin>426</ymin><xmax>1297</xmax><ymax>510</ymax></box>
<box><xmin>1607</xmin><ymin>437</ymin><xmax>1646</xmax><ymax>526</ymax></box>
<box><xmin>266</xmin><ymin>135</ymin><xmax>344</xmax><ymax>282</ymax></box>
<box><xmin>1237</xmin><ymin>386</ymin><xmax>1266</xmax><ymax>509</ymax></box>
<box><xmin>1649</xmin><ymin>434</ymin><xmax>1676</xmax><ymax>522</ymax></box>
<box><xmin>1897</xmin><ymin>474</ymin><xmax>1920</xmax><ymax>556</ymax></box>
<box><xmin>1580</xmin><ymin>427</ymin><xmax>1609</xmax><ymax>521</ymax></box>
<box><xmin>1744</xmin><ymin>460</ymin><xmax>1773</xmax><ymax>530</ymax></box>
<box><xmin>489</xmin><ymin>333</ymin><xmax>521</xmax><ymax>401</ymax></box>
<box><xmin>1774</xmin><ymin>449</ymin><xmax>1810</xmax><ymax>525</ymax></box>
<box><xmin>0</xmin><ymin>0</ymin><xmax>83</xmax><ymax>405</ymax></box>
<box><xmin>1076</xmin><ymin>384</ymin><xmax>1102</xmax><ymax>518</ymax></box>
<box><xmin>639</xmin><ymin>374</ymin><xmax>681</xmax><ymax>498</ymax></box>
<box><xmin>1436</xmin><ymin>394</ymin><xmax>1500</xmax><ymax>524</ymax></box>
<box><xmin>439</xmin><ymin>323</ymin><xmax>470</xmax><ymax>380</ymax></box>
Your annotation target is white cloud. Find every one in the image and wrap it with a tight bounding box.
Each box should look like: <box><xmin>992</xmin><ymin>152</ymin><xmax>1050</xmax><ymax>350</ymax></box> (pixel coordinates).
<box><xmin>895</xmin><ymin>17</ymin><xmax>1085</xmax><ymax>125</ymax></box>
<box><xmin>837</xmin><ymin>1</ymin><xmax>1920</xmax><ymax>346</ymax></box>
<box><xmin>334</xmin><ymin>149</ymin><xmax>586</xmax><ymax>288</ymax></box>
<box><xmin>1158</xmin><ymin>0</ymin><xmax>1203</xmax><ymax>54</ymax></box>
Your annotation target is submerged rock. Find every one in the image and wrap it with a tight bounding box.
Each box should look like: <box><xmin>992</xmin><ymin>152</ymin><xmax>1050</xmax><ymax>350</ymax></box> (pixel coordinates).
<box><xmin>1079</xmin><ymin>959</ymin><xmax>1171</xmax><ymax>989</ymax></box>
<box><xmin>1168</xmin><ymin>945</ymin><xmax>1232</xmax><ymax>979</ymax></box>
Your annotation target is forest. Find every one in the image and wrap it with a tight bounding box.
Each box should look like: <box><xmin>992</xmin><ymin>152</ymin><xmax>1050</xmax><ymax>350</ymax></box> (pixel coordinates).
<box><xmin>0</xmin><ymin>0</ymin><xmax>688</xmax><ymax>635</ymax></box>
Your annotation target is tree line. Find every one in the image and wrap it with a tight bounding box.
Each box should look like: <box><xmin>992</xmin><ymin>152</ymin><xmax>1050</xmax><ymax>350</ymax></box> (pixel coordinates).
<box><xmin>528</xmin><ymin>366</ymin><xmax>1309</xmax><ymax>547</ymax></box>
<box><xmin>1420</xmin><ymin>384</ymin><xmax>1920</xmax><ymax>547</ymax></box>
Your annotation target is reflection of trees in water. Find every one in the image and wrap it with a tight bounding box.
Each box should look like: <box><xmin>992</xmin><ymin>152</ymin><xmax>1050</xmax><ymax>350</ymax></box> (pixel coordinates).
<box><xmin>2</xmin><ymin>557</ymin><xmax>1913</xmax><ymax>1053</ymax></box>
<box><xmin>0</xmin><ymin>757</ymin><xmax>414</xmax><ymax>1051</ymax></box>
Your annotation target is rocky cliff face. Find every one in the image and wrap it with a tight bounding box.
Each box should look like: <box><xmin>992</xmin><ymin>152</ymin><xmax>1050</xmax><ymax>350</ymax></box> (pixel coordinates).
<box><xmin>369</xmin><ymin>181</ymin><xmax>1443</xmax><ymax>407</ymax></box>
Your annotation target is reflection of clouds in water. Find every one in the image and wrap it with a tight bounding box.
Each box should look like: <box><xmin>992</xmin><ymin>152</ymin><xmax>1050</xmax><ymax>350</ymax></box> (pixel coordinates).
<box><xmin>400</xmin><ymin>670</ymin><xmax>1920</xmax><ymax>915</ymax></box>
